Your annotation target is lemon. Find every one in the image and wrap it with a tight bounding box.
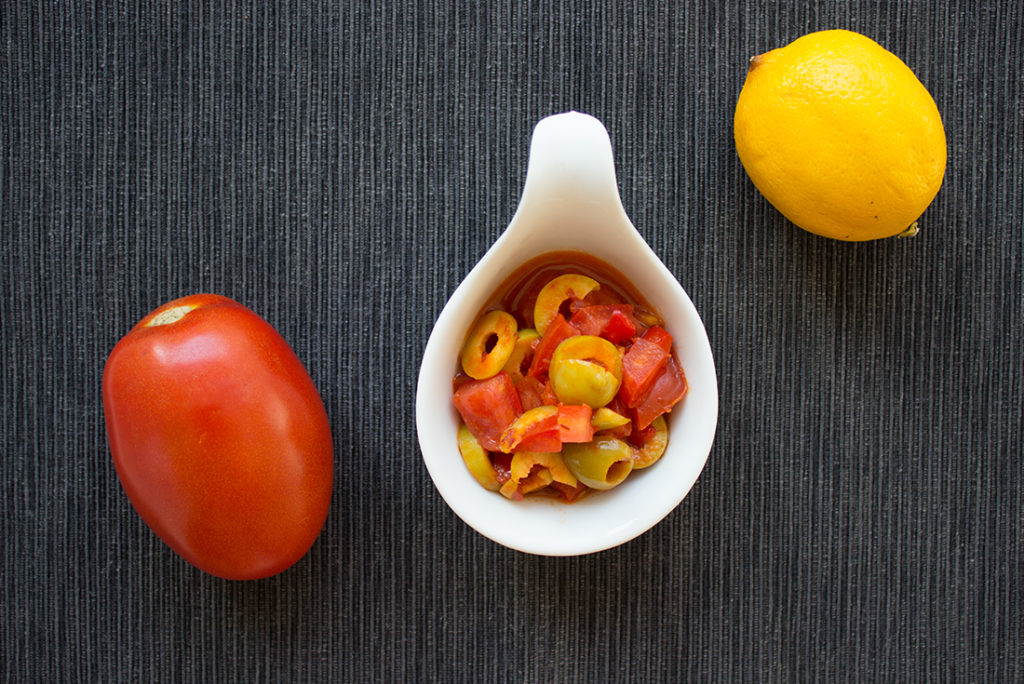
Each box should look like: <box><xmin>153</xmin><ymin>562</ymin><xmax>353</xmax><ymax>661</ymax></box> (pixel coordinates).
<box><xmin>734</xmin><ymin>29</ymin><xmax>946</xmax><ymax>241</ymax></box>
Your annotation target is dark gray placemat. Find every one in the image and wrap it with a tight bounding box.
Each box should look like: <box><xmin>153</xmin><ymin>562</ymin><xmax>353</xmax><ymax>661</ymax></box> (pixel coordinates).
<box><xmin>3</xmin><ymin>1</ymin><xmax>1021</xmax><ymax>681</ymax></box>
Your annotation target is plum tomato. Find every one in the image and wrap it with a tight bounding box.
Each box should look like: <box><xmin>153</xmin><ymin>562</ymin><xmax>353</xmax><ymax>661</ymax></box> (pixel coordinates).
<box><xmin>102</xmin><ymin>294</ymin><xmax>334</xmax><ymax>580</ymax></box>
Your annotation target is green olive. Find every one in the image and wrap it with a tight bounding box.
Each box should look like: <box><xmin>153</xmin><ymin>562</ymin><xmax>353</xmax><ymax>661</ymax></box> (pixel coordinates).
<box><xmin>563</xmin><ymin>437</ymin><xmax>634</xmax><ymax>490</ymax></box>
<box><xmin>549</xmin><ymin>335</ymin><xmax>623</xmax><ymax>408</ymax></box>
<box><xmin>461</xmin><ymin>310</ymin><xmax>518</xmax><ymax>379</ymax></box>
<box><xmin>633</xmin><ymin>415</ymin><xmax>668</xmax><ymax>469</ymax></box>
<box><xmin>533</xmin><ymin>274</ymin><xmax>600</xmax><ymax>335</ymax></box>
<box><xmin>591</xmin><ymin>407</ymin><xmax>631</xmax><ymax>431</ymax></box>
<box><xmin>501</xmin><ymin>328</ymin><xmax>540</xmax><ymax>384</ymax></box>
<box><xmin>457</xmin><ymin>423</ymin><xmax>500</xmax><ymax>491</ymax></box>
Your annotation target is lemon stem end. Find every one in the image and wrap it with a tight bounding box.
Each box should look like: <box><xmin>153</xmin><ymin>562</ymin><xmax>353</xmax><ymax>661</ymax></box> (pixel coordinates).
<box><xmin>896</xmin><ymin>222</ymin><xmax>920</xmax><ymax>239</ymax></box>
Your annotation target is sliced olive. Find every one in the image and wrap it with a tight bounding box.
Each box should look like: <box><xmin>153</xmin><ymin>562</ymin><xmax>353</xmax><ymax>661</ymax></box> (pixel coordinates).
<box><xmin>533</xmin><ymin>274</ymin><xmax>599</xmax><ymax>335</ymax></box>
<box><xmin>457</xmin><ymin>423</ymin><xmax>501</xmax><ymax>491</ymax></box>
<box><xmin>563</xmin><ymin>437</ymin><xmax>634</xmax><ymax>490</ymax></box>
<box><xmin>500</xmin><ymin>466</ymin><xmax>555</xmax><ymax>499</ymax></box>
<box><xmin>501</xmin><ymin>328</ymin><xmax>540</xmax><ymax>384</ymax></box>
<box><xmin>633</xmin><ymin>415</ymin><xmax>668</xmax><ymax>469</ymax></box>
<box><xmin>508</xmin><ymin>451</ymin><xmax>577</xmax><ymax>487</ymax></box>
<box><xmin>591</xmin><ymin>407</ymin><xmax>631</xmax><ymax>431</ymax></box>
<box><xmin>461</xmin><ymin>310</ymin><xmax>518</xmax><ymax>379</ymax></box>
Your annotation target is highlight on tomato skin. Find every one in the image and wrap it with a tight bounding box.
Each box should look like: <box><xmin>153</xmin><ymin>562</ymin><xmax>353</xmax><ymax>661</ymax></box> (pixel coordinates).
<box><xmin>102</xmin><ymin>293</ymin><xmax>335</xmax><ymax>580</ymax></box>
<box><xmin>451</xmin><ymin>251</ymin><xmax>688</xmax><ymax>504</ymax></box>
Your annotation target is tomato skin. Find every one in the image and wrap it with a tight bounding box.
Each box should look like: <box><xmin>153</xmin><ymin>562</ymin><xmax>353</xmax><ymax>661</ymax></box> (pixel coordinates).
<box><xmin>633</xmin><ymin>356</ymin><xmax>688</xmax><ymax>430</ymax></box>
<box><xmin>527</xmin><ymin>314</ymin><xmax>579</xmax><ymax>379</ymax></box>
<box><xmin>452</xmin><ymin>371</ymin><xmax>523</xmax><ymax>450</ymax></box>
<box><xmin>619</xmin><ymin>336</ymin><xmax>670</xmax><ymax>407</ymax></box>
<box><xmin>102</xmin><ymin>294</ymin><xmax>334</xmax><ymax>580</ymax></box>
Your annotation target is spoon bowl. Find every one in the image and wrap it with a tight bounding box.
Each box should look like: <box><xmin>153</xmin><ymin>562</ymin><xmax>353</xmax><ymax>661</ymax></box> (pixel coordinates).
<box><xmin>416</xmin><ymin>112</ymin><xmax>718</xmax><ymax>555</ymax></box>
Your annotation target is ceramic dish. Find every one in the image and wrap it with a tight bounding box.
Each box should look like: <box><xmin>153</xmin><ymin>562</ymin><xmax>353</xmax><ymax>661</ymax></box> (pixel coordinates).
<box><xmin>416</xmin><ymin>112</ymin><xmax>717</xmax><ymax>555</ymax></box>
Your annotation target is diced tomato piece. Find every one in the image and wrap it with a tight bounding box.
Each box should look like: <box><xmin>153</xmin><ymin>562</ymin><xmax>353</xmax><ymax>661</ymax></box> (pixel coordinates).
<box><xmin>452</xmin><ymin>372</ymin><xmax>523</xmax><ymax>451</ymax></box>
<box><xmin>527</xmin><ymin>314</ymin><xmax>579</xmax><ymax>379</ymax></box>
<box><xmin>557</xmin><ymin>404</ymin><xmax>595</xmax><ymax>443</ymax></box>
<box><xmin>517</xmin><ymin>429</ymin><xmax>562</xmax><ymax>453</ymax></box>
<box><xmin>603</xmin><ymin>310</ymin><xmax>636</xmax><ymax>344</ymax></box>
<box><xmin>569</xmin><ymin>304</ymin><xmax>622</xmax><ymax>335</ymax></box>
<box><xmin>633</xmin><ymin>357</ymin><xmax>688</xmax><ymax>429</ymax></box>
<box><xmin>619</xmin><ymin>336</ymin><xmax>670</xmax><ymax>407</ymax></box>
<box><xmin>570</xmin><ymin>304</ymin><xmax>640</xmax><ymax>344</ymax></box>
<box><xmin>642</xmin><ymin>325</ymin><xmax>673</xmax><ymax>352</ymax></box>
<box><xmin>515</xmin><ymin>375</ymin><xmax>559</xmax><ymax>411</ymax></box>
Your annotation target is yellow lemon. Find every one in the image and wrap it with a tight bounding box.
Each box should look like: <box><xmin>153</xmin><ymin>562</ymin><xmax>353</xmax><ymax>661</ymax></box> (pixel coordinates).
<box><xmin>734</xmin><ymin>29</ymin><xmax>946</xmax><ymax>241</ymax></box>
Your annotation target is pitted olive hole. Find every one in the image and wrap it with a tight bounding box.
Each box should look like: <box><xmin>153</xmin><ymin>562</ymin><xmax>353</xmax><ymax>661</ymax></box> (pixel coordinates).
<box><xmin>607</xmin><ymin>460</ymin><xmax>631</xmax><ymax>484</ymax></box>
<box><xmin>483</xmin><ymin>333</ymin><xmax>499</xmax><ymax>354</ymax></box>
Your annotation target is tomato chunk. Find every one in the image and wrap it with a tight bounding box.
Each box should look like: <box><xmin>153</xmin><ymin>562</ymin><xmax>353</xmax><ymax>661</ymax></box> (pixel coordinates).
<box><xmin>557</xmin><ymin>404</ymin><xmax>595</xmax><ymax>443</ymax></box>
<box><xmin>527</xmin><ymin>314</ymin><xmax>579</xmax><ymax>379</ymax></box>
<box><xmin>633</xmin><ymin>357</ymin><xmax>688</xmax><ymax>429</ymax></box>
<box><xmin>642</xmin><ymin>325</ymin><xmax>673</xmax><ymax>352</ymax></box>
<box><xmin>517</xmin><ymin>430</ymin><xmax>562</xmax><ymax>453</ymax></box>
<box><xmin>515</xmin><ymin>375</ymin><xmax>558</xmax><ymax>411</ymax></box>
<box><xmin>452</xmin><ymin>372</ymin><xmax>523</xmax><ymax>451</ymax></box>
<box><xmin>570</xmin><ymin>305</ymin><xmax>638</xmax><ymax>343</ymax></box>
<box><xmin>603</xmin><ymin>310</ymin><xmax>637</xmax><ymax>344</ymax></box>
<box><xmin>619</xmin><ymin>336</ymin><xmax>670</xmax><ymax>407</ymax></box>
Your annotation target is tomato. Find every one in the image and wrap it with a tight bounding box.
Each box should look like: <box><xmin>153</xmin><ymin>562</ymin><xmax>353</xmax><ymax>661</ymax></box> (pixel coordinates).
<box><xmin>452</xmin><ymin>371</ymin><xmax>523</xmax><ymax>450</ymax></box>
<box><xmin>102</xmin><ymin>294</ymin><xmax>334</xmax><ymax>580</ymax></box>
<box><xmin>569</xmin><ymin>304</ymin><xmax>638</xmax><ymax>343</ymax></box>
<box><xmin>557</xmin><ymin>404</ymin><xmax>595</xmax><ymax>443</ymax></box>
<box><xmin>633</xmin><ymin>357</ymin><xmax>688</xmax><ymax>429</ymax></box>
<box><xmin>515</xmin><ymin>375</ymin><xmax>558</xmax><ymax>411</ymax></box>
<box><xmin>619</xmin><ymin>336</ymin><xmax>670</xmax><ymax>407</ymax></box>
<box><xmin>641</xmin><ymin>325</ymin><xmax>673</xmax><ymax>352</ymax></box>
<box><xmin>527</xmin><ymin>314</ymin><xmax>579</xmax><ymax>379</ymax></box>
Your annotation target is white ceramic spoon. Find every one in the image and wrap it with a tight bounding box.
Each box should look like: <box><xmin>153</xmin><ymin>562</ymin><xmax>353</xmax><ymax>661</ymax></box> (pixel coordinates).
<box><xmin>416</xmin><ymin>111</ymin><xmax>718</xmax><ymax>556</ymax></box>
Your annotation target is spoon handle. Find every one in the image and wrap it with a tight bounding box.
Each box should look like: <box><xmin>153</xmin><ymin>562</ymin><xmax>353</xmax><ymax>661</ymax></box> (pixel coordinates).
<box><xmin>519</xmin><ymin>112</ymin><xmax>625</xmax><ymax>213</ymax></box>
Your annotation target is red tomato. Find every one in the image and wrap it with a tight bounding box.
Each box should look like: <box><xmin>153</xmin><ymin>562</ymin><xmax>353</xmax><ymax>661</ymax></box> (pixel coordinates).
<box><xmin>452</xmin><ymin>371</ymin><xmax>523</xmax><ymax>450</ymax></box>
<box><xmin>619</xmin><ymin>336</ymin><xmax>670</xmax><ymax>407</ymax></box>
<box><xmin>102</xmin><ymin>294</ymin><xmax>334</xmax><ymax>580</ymax></box>
<box><xmin>569</xmin><ymin>305</ymin><xmax>638</xmax><ymax>343</ymax></box>
<box><xmin>527</xmin><ymin>314</ymin><xmax>579</xmax><ymax>379</ymax></box>
<box><xmin>515</xmin><ymin>375</ymin><xmax>558</xmax><ymax>411</ymax></box>
<box><xmin>557</xmin><ymin>404</ymin><xmax>595</xmax><ymax>443</ymax></box>
<box><xmin>642</xmin><ymin>325</ymin><xmax>673</xmax><ymax>352</ymax></box>
<box><xmin>633</xmin><ymin>357</ymin><xmax>688</xmax><ymax>429</ymax></box>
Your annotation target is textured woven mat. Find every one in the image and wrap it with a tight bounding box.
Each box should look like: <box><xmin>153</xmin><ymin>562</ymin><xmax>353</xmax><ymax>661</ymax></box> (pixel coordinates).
<box><xmin>2</xmin><ymin>1</ymin><xmax>1022</xmax><ymax>681</ymax></box>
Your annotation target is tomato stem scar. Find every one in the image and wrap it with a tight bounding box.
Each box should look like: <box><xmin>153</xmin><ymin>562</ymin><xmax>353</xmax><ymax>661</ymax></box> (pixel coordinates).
<box><xmin>146</xmin><ymin>305</ymin><xmax>195</xmax><ymax>327</ymax></box>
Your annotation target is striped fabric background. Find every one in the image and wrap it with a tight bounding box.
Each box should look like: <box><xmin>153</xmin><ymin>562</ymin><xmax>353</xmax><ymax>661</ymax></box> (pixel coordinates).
<box><xmin>2</xmin><ymin>1</ymin><xmax>1021</xmax><ymax>681</ymax></box>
